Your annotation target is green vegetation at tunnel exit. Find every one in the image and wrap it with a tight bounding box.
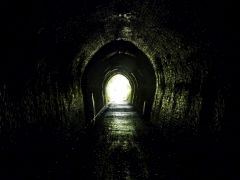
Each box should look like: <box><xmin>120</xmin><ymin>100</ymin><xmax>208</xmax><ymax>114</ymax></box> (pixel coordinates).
<box><xmin>105</xmin><ymin>74</ymin><xmax>132</xmax><ymax>103</ymax></box>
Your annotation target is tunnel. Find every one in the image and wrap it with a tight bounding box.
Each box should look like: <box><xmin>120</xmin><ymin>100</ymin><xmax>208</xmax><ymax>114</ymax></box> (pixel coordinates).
<box><xmin>0</xmin><ymin>0</ymin><xmax>238</xmax><ymax>179</ymax></box>
<box><xmin>81</xmin><ymin>40</ymin><xmax>156</xmax><ymax>125</ymax></box>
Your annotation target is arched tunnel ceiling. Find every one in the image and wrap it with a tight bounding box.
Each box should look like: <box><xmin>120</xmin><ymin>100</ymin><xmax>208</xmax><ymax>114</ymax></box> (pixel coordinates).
<box><xmin>0</xmin><ymin>1</ymin><xmax>239</xmax><ymax>179</ymax></box>
<box><xmin>81</xmin><ymin>40</ymin><xmax>156</xmax><ymax>122</ymax></box>
<box><xmin>0</xmin><ymin>0</ymin><xmax>238</xmax><ymax>149</ymax></box>
<box><xmin>80</xmin><ymin>40</ymin><xmax>156</xmax><ymax>83</ymax></box>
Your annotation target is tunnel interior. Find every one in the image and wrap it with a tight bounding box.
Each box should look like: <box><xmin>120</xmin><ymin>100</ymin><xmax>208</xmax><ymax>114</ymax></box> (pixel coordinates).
<box><xmin>81</xmin><ymin>40</ymin><xmax>156</xmax><ymax>124</ymax></box>
<box><xmin>0</xmin><ymin>0</ymin><xmax>238</xmax><ymax>179</ymax></box>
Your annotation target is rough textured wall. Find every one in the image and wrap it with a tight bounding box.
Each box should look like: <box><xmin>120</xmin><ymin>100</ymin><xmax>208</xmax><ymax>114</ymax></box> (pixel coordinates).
<box><xmin>65</xmin><ymin>3</ymin><xmax>214</xmax><ymax>137</ymax></box>
<box><xmin>1</xmin><ymin>0</ymin><xmax>233</xmax><ymax>144</ymax></box>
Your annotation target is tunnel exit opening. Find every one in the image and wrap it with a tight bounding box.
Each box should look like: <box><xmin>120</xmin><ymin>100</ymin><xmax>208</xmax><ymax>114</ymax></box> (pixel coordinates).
<box><xmin>105</xmin><ymin>74</ymin><xmax>132</xmax><ymax>104</ymax></box>
<box><xmin>81</xmin><ymin>40</ymin><xmax>156</xmax><ymax>124</ymax></box>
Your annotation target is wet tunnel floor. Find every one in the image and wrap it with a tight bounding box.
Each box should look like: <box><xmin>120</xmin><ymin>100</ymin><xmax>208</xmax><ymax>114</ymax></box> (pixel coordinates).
<box><xmin>87</xmin><ymin>102</ymin><xmax>226</xmax><ymax>180</ymax></box>
<box><xmin>91</xmin><ymin>101</ymin><xmax>149</xmax><ymax>179</ymax></box>
<box><xmin>1</xmin><ymin>102</ymin><xmax>230</xmax><ymax>179</ymax></box>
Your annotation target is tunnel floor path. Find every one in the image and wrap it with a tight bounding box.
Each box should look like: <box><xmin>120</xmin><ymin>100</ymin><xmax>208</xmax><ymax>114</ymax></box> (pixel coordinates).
<box><xmin>91</xmin><ymin>101</ymin><xmax>150</xmax><ymax>179</ymax></box>
<box><xmin>0</xmin><ymin>101</ymin><xmax>220</xmax><ymax>179</ymax></box>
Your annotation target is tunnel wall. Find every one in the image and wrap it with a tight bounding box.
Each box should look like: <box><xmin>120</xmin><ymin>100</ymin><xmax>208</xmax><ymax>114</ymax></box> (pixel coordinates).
<box><xmin>81</xmin><ymin>45</ymin><xmax>156</xmax><ymax>124</ymax></box>
<box><xmin>1</xmin><ymin>0</ymin><xmax>233</xmax><ymax>145</ymax></box>
<box><xmin>72</xmin><ymin>21</ymin><xmax>212</xmax><ymax>137</ymax></box>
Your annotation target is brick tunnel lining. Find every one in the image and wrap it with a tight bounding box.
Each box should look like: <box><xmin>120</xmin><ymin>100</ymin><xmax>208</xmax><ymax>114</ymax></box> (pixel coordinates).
<box><xmin>81</xmin><ymin>40</ymin><xmax>156</xmax><ymax>125</ymax></box>
<box><xmin>0</xmin><ymin>0</ymin><xmax>237</xmax><ymax>178</ymax></box>
<box><xmin>0</xmin><ymin>0</ymin><xmax>231</xmax><ymax>148</ymax></box>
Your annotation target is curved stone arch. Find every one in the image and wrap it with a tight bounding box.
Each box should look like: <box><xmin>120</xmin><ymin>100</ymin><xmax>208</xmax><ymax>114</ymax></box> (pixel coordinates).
<box><xmin>81</xmin><ymin>40</ymin><xmax>156</xmax><ymax>124</ymax></box>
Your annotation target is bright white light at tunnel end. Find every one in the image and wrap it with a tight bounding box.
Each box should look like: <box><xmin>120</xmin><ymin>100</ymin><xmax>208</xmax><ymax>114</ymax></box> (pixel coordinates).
<box><xmin>106</xmin><ymin>74</ymin><xmax>131</xmax><ymax>103</ymax></box>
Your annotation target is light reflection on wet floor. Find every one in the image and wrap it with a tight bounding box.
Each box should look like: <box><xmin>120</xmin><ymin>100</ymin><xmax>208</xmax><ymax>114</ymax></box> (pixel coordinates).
<box><xmin>93</xmin><ymin>101</ymin><xmax>149</xmax><ymax>179</ymax></box>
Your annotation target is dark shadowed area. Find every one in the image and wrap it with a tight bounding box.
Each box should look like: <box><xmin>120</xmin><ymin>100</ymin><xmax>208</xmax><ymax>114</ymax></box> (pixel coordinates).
<box><xmin>0</xmin><ymin>0</ymin><xmax>238</xmax><ymax>179</ymax></box>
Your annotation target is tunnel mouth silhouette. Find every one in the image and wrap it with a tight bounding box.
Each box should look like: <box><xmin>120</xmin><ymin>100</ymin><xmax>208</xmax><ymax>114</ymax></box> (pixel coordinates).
<box><xmin>105</xmin><ymin>74</ymin><xmax>132</xmax><ymax>104</ymax></box>
<box><xmin>81</xmin><ymin>40</ymin><xmax>156</xmax><ymax>125</ymax></box>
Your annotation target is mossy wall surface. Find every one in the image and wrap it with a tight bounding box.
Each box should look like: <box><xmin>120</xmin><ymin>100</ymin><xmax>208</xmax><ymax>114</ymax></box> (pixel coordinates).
<box><xmin>1</xmin><ymin>0</ymin><xmax>234</xmax><ymax>143</ymax></box>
